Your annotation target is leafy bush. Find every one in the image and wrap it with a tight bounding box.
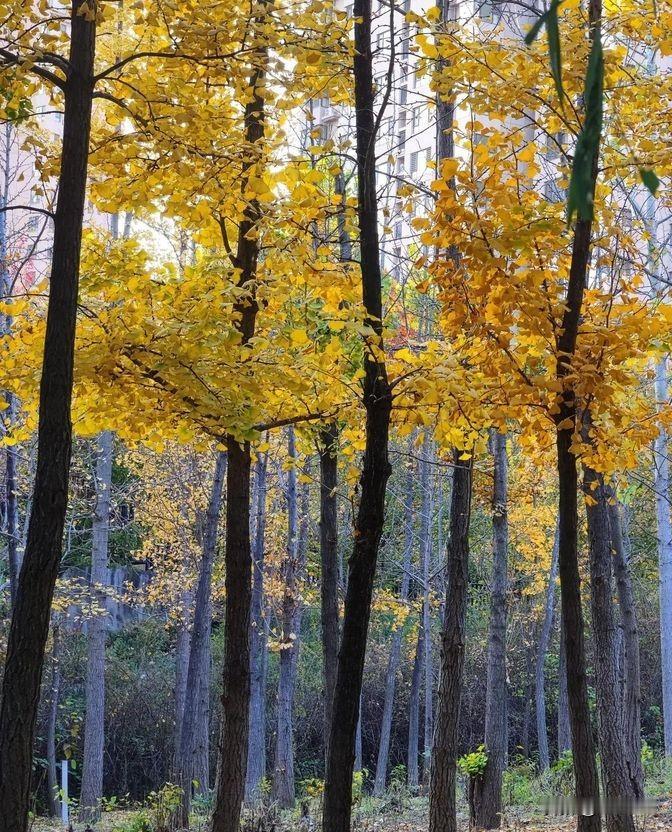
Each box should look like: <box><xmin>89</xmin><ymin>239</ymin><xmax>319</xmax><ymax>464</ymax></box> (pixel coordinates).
<box><xmin>502</xmin><ymin>756</ymin><xmax>539</xmax><ymax>807</ymax></box>
<box><xmin>111</xmin><ymin>811</ymin><xmax>151</xmax><ymax>832</ymax></box>
<box><xmin>457</xmin><ymin>745</ymin><xmax>488</xmax><ymax>778</ymax></box>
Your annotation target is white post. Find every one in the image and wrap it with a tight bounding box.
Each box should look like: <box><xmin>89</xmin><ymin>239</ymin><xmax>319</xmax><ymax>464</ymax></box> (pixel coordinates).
<box><xmin>60</xmin><ymin>759</ymin><xmax>69</xmax><ymax>827</ymax></box>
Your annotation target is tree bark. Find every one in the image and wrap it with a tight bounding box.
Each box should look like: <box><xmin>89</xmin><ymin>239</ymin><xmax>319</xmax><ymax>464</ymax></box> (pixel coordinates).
<box><xmin>321</xmin><ymin>0</ymin><xmax>392</xmax><ymax>828</ymax></box>
<box><xmin>654</xmin><ymin>355</ymin><xmax>672</xmax><ymax>756</ymax></box>
<box><xmin>246</xmin><ymin>451</ymin><xmax>269</xmax><ymax>802</ymax></box>
<box><xmin>0</xmin><ymin>123</ymin><xmax>20</xmax><ymax>609</ymax></box>
<box><xmin>176</xmin><ymin>451</ymin><xmax>226</xmax><ymax>825</ymax></box>
<box><xmin>557</xmin><ymin>618</ymin><xmax>571</xmax><ymax>756</ymax></box>
<box><xmin>552</xmin><ymin>4</ymin><xmax>603</xmax><ymax>827</ymax></box>
<box><xmin>273</xmin><ymin>428</ymin><xmax>305</xmax><ymax>808</ymax></box>
<box><xmin>80</xmin><ymin>430</ymin><xmax>114</xmax><ymax>821</ymax></box>
<box><xmin>535</xmin><ymin>526</ymin><xmax>560</xmax><ymax>773</ymax></box>
<box><xmin>373</xmin><ymin>457</ymin><xmax>414</xmax><ymax>796</ymax></box>
<box><xmin>319</xmin><ymin>423</ymin><xmax>340</xmax><ymax>760</ymax></box>
<box><xmin>211</xmin><ymin>11</ymin><xmax>266</xmax><ymax>829</ymax></box>
<box><xmin>429</xmin><ymin>452</ymin><xmax>473</xmax><ymax>832</ymax></box>
<box><xmin>606</xmin><ymin>498</ymin><xmax>643</xmax><ymax>798</ymax></box>
<box><xmin>583</xmin><ymin>466</ymin><xmax>635</xmax><ymax>832</ymax></box>
<box><xmin>474</xmin><ymin>432</ymin><xmax>509</xmax><ymax>829</ymax></box>
<box><xmin>46</xmin><ymin>622</ymin><xmax>61</xmax><ymax>819</ymax></box>
<box><xmin>408</xmin><ymin>621</ymin><xmax>424</xmax><ymax>793</ymax></box>
<box><xmin>420</xmin><ymin>434</ymin><xmax>435</xmax><ymax>785</ymax></box>
<box><xmin>0</xmin><ymin>6</ymin><xmax>96</xmax><ymax>828</ymax></box>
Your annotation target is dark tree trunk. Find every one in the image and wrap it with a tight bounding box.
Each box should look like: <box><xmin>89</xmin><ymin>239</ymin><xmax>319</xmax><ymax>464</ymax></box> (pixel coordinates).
<box><xmin>212</xmin><ymin>440</ymin><xmax>253</xmax><ymax>832</ymax></box>
<box><xmin>474</xmin><ymin>432</ymin><xmax>509</xmax><ymax>829</ymax></box>
<box><xmin>583</xmin><ymin>466</ymin><xmax>635</xmax><ymax>832</ymax></box>
<box><xmin>211</xmin><ymin>15</ymin><xmax>266</xmax><ymax>829</ymax></box>
<box><xmin>553</xmin><ymin>4</ymin><xmax>603</xmax><ymax>827</ymax></box>
<box><xmin>0</xmin><ymin>6</ymin><xmax>96</xmax><ymax>829</ymax></box>
<box><xmin>273</xmin><ymin>428</ymin><xmax>305</xmax><ymax>808</ymax></box>
<box><xmin>80</xmin><ymin>430</ymin><xmax>114</xmax><ymax>821</ymax></box>
<box><xmin>607</xmin><ymin>498</ymin><xmax>643</xmax><ymax>798</ymax></box>
<box><xmin>321</xmin><ymin>0</ymin><xmax>392</xmax><ymax>829</ymax></box>
<box><xmin>176</xmin><ymin>451</ymin><xmax>226</xmax><ymax>825</ymax></box>
<box><xmin>408</xmin><ymin>620</ymin><xmax>424</xmax><ymax>793</ymax></box>
<box><xmin>420</xmin><ymin>435</ymin><xmax>435</xmax><ymax>785</ymax></box>
<box><xmin>429</xmin><ymin>452</ymin><xmax>473</xmax><ymax>832</ymax></box>
<box><xmin>535</xmin><ymin>526</ymin><xmax>560</xmax><ymax>773</ymax></box>
<box><xmin>46</xmin><ymin>622</ymin><xmax>61</xmax><ymax>819</ymax></box>
<box><xmin>246</xmin><ymin>451</ymin><xmax>270</xmax><ymax>802</ymax></box>
<box><xmin>557</xmin><ymin>620</ymin><xmax>571</xmax><ymax>756</ymax></box>
<box><xmin>319</xmin><ymin>423</ymin><xmax>340</xmax><ymax>760</ymax></box>
<box><xmin>374</xmin><ymin>457</ymin><xmax>414</xmax><ymax>796</ymax></box>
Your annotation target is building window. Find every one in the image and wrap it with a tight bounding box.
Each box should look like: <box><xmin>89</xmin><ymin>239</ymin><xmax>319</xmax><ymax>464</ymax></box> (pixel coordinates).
<box><xmin>410</xmin><ymin>151</ymin><xmax>419</xmax><ymax>174</ymax></box>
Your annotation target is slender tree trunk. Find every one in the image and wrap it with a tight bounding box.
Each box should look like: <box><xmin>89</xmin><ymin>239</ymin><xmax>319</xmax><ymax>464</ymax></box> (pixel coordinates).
<box><xmin>408</xmin><ymin>621</ymin><xmax>424</xmax><ymax>793</ymax></box>
<box><xmin>583</xmin><ymin>465</ymin><xmax>635</xmax><ymax>832</ymax></box>
<box><xmin>557</xmin><ymin>619</ymin><xmax>571</xmax><ymax>756</ymax></box>
<box><xmin>374</xmin><ymin>459</ymin><xmax>414</xmax><ymax>796</ymax></box>
<box><xmin>654</xmin><ymin>356</ymin><xmax>672</xmax><ymax>756</ymax></box>
<box><xmin>246</xmin><ymin>452</ymin><xmax>269</xmax><ymax>802</ymax></box>
<box><xmin>558</xmin><ymin>624</ymin><xmax>572</xmax><ymax>757</ymax></box>
<box><xmin>176</xmin><ymin>451</ymin><xmax>226</xmax><ymax>825</ymax></box>
<box><xmin>211</xmin><ymin>14</ymin><xmax>266</xmax><ymax>829</ymax></box>
<box><xmin>80</xmin><ymin>431</ymin><xmax>114</xmax><ymax>820</ymax></box>
<box><xmin>420</xmin><ymin>435</ymin><xmax>434</xmax><ymax>784</ymax></box>
<box><xmin>429</xmin><ymin>452</ymin><xmax>473</xmax><ymax>832</ymax></box>
<box><xmin>273</xmin><ymin>428</ymin><xmax>305</xmax><ymax>808</ymax></box>
<box><xmin>607</xmin><ymin>499</ymin><xmax>643</xmax><ymax>798</ymax></box>
<box><xmin>46</xmin><ymin>622</ymin><xmax>61</xmax><ymax>819</ymax></box>
<box><xmin>553</xmin><ymin>5</ymin><xmax>603</xmax><ymax>828</ymax></box>
<box><xmin>174</xmin><ymin>589</ymin><xmax>192</xmax><ymax>772</ymax></box>
<box><xmin>474</xmin><ymin>432</ymin><xmax>509</xmax><ymax>829</ymax></box>
<box><xmin>0</xmin><ymin>123</ymin><xmax>20</xmax><ymax>608</ymax></box>
<box><xmin>320</xmin><ymin>423</ymin><xmax>340</xmax><ymax>760</ymax></box>
<box><xmin>535</xmin><ymin>527</ymin><xmax>560</xmax><ymax>773</ymax></box>
<box><xmin>429</xmin><ymin>451</ymin><xmax>473</xmax><ymax>832</ymax></box>
<box><xmin>0</xmin><ymin>7</ymin><xmax>96</xmax><ymax>828</ymax></box>
<box><xmin>322</xmin><ymin>1</ymin><xmax>392</xmax><ymax>828</ymax></box>
<box><xmin>354</xmin><ymin>695</ymin><xmax>363</xmax><ymax>774</ymax></box>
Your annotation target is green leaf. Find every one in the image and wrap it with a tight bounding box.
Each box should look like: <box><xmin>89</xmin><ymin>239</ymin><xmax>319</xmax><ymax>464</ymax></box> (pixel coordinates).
<box><xmin>639</xmin><ymin>167</ymin><xmax>660</xmax><ymax>196</ymax></box>
<box><xmin>524</xmin><ymin>1</ymin><xmax>565</xmax><ymax>103</ymax></box>
<box><xmin>567</xmin><ymin>28</ymin><xmax>604</xmax><ymax>223</ymax></box>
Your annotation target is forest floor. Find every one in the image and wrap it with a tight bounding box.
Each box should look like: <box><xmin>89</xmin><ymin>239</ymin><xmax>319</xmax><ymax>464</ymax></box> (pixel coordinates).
<box><xmin>31</xmin><ymin>799</ymin><xmax>672</xmax><ymax>832</ymax></box>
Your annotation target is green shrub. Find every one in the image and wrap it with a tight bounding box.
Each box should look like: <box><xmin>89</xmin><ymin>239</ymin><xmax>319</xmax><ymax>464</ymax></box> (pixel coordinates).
<box><xmin>457</xmin><ymin>745</ymin><xmax>488</xmax><ymax>778</ymax></box>
<box><xmin>111</xmin><ymin>811</ymin><xmax>151</xmax><ymax>832</ymax></box>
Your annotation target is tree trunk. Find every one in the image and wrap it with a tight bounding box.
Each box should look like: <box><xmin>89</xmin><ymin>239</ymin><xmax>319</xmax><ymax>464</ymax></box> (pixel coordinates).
<box><xmin>176</xmin><ymin>451</ymin><xmax>226</xmax><ymax>825</ymax></box>
<box><xmin>374</xmin><ymin>458</ymin><xmax>414</xmax><ymax>796</ymax></box>
<box><xmin>0</xmin><ymin>123</ymin><xmax>20</xmax><ymax>609</ymax></box>
<box><xmin>273</xmin><ymin>428</ymin><xmax>304</xmax><ymax>808</ymax></box>
<box><xmin>0</xmin><ymin>6</ymin><xmax>96</xmax><ymax>829</ymax></box>
<box><xmin>246</xmin><ymin>451</ymin><xmax>269</xmax><ymax>802</ymax></box>
<box><xmin>408</xmin><ymin>622</ymin><xmax>423</xmax><ymax>793</ymax></box>
<box><xmin>211</xmin><ymin>12</ymin><xmax>266</xmax><ymax>829</ymax></box>
<box><xmin>535</xmin><ymin>526</ymin><xmax>560</xmax><ymax>773</ymax></box>
<box><xmin>552</xmin><ymin>4</ymin><xmax>603</xmax><ymax>827</ymax></box>
<box><xmin>174</xmin><ymin>588</ymin><xmax>192</xmax><ymax>771</ymax></box>
<box><xmin>607</xmin><ymin>498</ymin><xmax>643</xmax><ymax>798</ymax></box>
<box><xmin>80</xmin><ymin>430</ymin><xmax>114</xmax><ymax>820</ymax></box>
<box><xmin>557</xmin><ymin>618</ymin><xmax>571</xmax><ymax>756</ymax></box>
<box><xmin>654</xmin><ymin>356</ymin><xmax>672</xmax><ymax>756</ymax></box>
<box><xmin>474</xmin><ymin>432</ymin><xmax>509</xmax><ymax>829</ymax></box>
<box><xmin>319</xmin><ymin>423</ymin><xmax>340</xmax><ymax>760</ymax></box>
<box><xmin>322</xmin><ymin>1</ymin><xmax>392</xmax><ymax>828</ymax></box>
<box><xmin>420</xmin><ymin>434</ymin><xmax>435</xmax><ymax>785</ymax></box>
<box><xmin>583</xmin><ymin>465</ymin><xmax>635</xmax><ymax>832</ymax></box>
<box><xmin>46</xmin><ymin>622</ymin><xmax>61</xmax><ymax>819</ymax></box>
<box><xmin>429</xmin><ymin>452</ymin><xmax>473</xmax><ymax>832</ymax></box>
